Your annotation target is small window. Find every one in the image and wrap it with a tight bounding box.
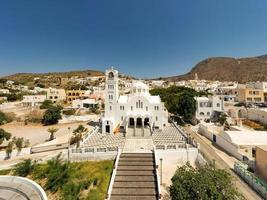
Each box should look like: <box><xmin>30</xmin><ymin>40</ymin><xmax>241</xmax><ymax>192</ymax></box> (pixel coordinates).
<box><xmin>156</xmin><ymin>116</ymin><xmax>158</xmax><ymax>121</ymax></box>
<box><xmin>121</xmin><ymin>116</ymin><xmax>123</xmax><ymax>121</ymax></box>
<box><xmin>110</xmin><ymin>106</ymin><xmax>112</xmax><ymax>111</ymax></box>
<box><xmin>146</xmin><ymin>106</ymin><xmax>148</xmax><ymax>111</ymax></box>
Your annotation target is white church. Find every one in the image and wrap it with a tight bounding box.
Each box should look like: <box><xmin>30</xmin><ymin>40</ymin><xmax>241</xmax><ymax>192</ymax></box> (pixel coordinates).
<box><xmin>102</xmin><ymin>67</ymin><xmax>168</xmax><ymax>135</ymax></box>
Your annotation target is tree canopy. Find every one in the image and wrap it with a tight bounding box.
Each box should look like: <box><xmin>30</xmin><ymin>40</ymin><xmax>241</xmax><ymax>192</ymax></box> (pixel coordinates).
<box><xmin>170</xmin><ymin>164</ymin><xmax>243</xmax><ymax>200</ymax></box>
<box><xmin>150</xmin><ymin>86</ymin><xmax>197</xmax><ymax>122</ymax></box>
<box><xmin>42</xmin><ymin>105</ymin><xmax>62</xmax><ymax>125</ymax></box>
<box><xmin>0</xmin><ymin>128</ymin><xmax>11</xmax><ymax>144</ymax></box>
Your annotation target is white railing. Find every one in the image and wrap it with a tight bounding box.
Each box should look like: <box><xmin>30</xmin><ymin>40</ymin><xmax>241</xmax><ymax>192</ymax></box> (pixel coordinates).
<box><xmin>80</xmin><ymin>126</ymin><xmax>99</xmax><ymax>146</ymax></box>
<box><xmin>155</xmin><ymin>143</ymin><xmax>187</xmax><ymax>150</ymax></box>
<box><xmin>105</xmin><ymin>148</ymin><xmax>121</xmax><ymax>200</ymax></box>
<box><xmin>153</xmin><ymin>146</ymin><xmax>162</xmax><ymax>200</ymax></box>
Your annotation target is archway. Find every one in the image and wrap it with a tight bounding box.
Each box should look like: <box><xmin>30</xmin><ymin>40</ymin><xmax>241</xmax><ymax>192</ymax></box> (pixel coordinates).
<box><xmin>136</xmin><ymin>117</ymin><xmax>142</xmax><ymax>127</ymax></box>
<box><xmin>129</xmin><ymin>118</ymin><xmax>134</xmax><ymax>127</ymax></box>
<box><xmin>144</xmin><ymin>118</ymin><xmax>149</xmax><ymax>127</ymax></box>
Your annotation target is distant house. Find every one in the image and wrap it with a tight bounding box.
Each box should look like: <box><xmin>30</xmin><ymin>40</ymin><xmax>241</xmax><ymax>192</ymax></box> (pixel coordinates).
<box><xmin>0</xmin><ymin>89</ymin><xmax>10</xmax><ymax>94</ymax></box>
<box><xmin>45</xmin><ymin>88</ymin><xmax>66</xmax><ymax>103</ymax></box>
<box><xmin>237</xmin><ymin>84</ymin><xmax>264</xmax><ymax>103</ymax></box>
<box><xmin>72</xmin><ymin>98</ymin><xmax>97</xmax><ymax>109</ymax></box>
<box><xmin>22</xmin><ymin>95</ymin><xmax>46</xmax><ymax>107</ymax></box>
<box><xmin>65</xmin><ymin>89</ymin><xmax>87</xmax><ymax>103</ymax></box>
<box><xmin>195</xmin><ymin>96</ymin><xmax>224</xmax><ymax>120</ymax></box>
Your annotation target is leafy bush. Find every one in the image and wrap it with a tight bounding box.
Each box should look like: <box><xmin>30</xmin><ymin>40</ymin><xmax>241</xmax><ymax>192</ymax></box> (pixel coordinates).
<box><xmin>0</xmin><ymin>128</ymin><xmax>11</xmax><ymax>144</ymax></box>
<box><xmin>0</xmin><ymin>111</ymin><xmax>13</xmax><ymax>125</ymax></box>
<box><xmin>62</xmin><ymin>109</ymin><xmax>76</xmax><ymax>116</ymax></box>
<box><xmin>170</xmin><ymin>163</ymin><xmax>243</xmax><ymax>200</ymax></box>
<box><xmin>40</xmin><ymin>100</ymin><xmax>53</xmax><ymax>109</ymax></box>
<box><xmin>13</xmin><ymin>159</ymin><xmax>36</xmax><ymax>177</ymax></box>
<box><xmin>42</xmin><ymin>105</ymin><xmax>62</xmax><ymax>125</ymax></box>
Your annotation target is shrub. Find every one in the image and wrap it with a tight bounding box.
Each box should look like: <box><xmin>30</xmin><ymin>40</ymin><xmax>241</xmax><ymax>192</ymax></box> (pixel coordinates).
<box><xmin>0</xmin><ymin>128</ymin><xmax>12</xmax><ymax>144</ymax></box>
<box><xmin>42</xmin><ymin>105</ymin><xmax>62</xmax><ymax>125</ymax></box>
<box><xmin>40</xmin><ymin>100</ymin><xmax>53</xmax><ymax>109</ymax></box>
<box><xmin>62</xmin><ymin>109</ymin><xmax>76</xmax><ymax>116</ymax></box>
<box><xmin>25</xmin><ymin>110</ymin><xmax>44</xmax><ymax>123</ymax></box>
<box><xmin>0</xmin><ymin>111</ymin><xmax>13</xmax><ymax>125</ymax></box>
<box><xmin>13</xmin><ymin>159</ymin><xmax>36</xmax><ymax>177</ymax></box>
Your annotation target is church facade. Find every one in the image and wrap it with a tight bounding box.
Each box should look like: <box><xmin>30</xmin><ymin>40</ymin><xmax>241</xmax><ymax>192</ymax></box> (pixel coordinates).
<box><xmin>102</xmin><ymin>67</ymin><xmax>168</xmax><ymax>134</ymax></box>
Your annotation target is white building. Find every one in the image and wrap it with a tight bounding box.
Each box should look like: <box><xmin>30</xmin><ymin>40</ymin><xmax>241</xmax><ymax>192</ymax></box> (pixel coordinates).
<box><xmin>0</xmin><ymin>89</ymin><xmax>10</xmax><ymax>94</ymax></box>
<box><xmin>195</xmin><ymin>96</ymin><xmax>224</xmax><ymax>120</ymax></box>
<box><xmin>22</xmin><ymin>95</ymin><xmax>46</xmax><ymax>107</ymax></box>
<box><xmin>45</xmin><ymin>88</ymin><xmax>66</xmax><ymax>103</ymax></box>
<box><xmin>102</xmin><ymin>68</ymin><xmax>168</xmax><ymax>134</ymax></box>
<box><xmin>198</xmin><ymin>122</ymin><xmax>267</xmax><ymax>160</ymax></box>
<box><xmin>72</xmin><ymin>98</ymin><xmax>97</xmax><ymax>109</ymax></box>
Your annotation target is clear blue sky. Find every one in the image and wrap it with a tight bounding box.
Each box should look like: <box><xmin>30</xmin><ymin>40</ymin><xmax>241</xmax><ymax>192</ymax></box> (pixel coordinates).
<box><xmin>1</xmin><ymin>0</ymin><xmax>267</xmax><ymax>78</ymax></box>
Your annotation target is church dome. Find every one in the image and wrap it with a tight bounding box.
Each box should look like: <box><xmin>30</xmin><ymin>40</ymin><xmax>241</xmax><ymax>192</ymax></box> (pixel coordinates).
<box><xmin>132</xmin><ymin>81</ymin><xmax>149</xmax><ymax>94</ymax></box>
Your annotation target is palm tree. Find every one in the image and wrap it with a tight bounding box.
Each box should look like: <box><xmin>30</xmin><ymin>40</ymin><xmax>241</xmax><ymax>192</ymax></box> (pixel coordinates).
<box><xmin>47</xmin><ymin>127</ymin><xmax>59</xmax><ymax>141</ymax></box>
<box><xmin>71</xmin><ymin>125</ymin><xmax>87</xmax><ymax>148</ymax></box>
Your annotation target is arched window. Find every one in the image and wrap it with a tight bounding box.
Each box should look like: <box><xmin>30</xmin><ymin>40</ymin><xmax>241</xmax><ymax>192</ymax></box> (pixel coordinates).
<box><xmin>108</xmin><ymin>72</ymin><xmax>114</xmax><ymax>79</ymax></box>
<box><xmin>207</xmin><ymin>112</ymin><xmax>210</xmax><ymax>116</ymax></box>
<box><xmin>200</xmin><ymin>112</ymin><xmax>205</xmax><ymax>116</ymax></box>
<box><xmin>217</xmin><ymin>103</ymin><xmax>220</xmax><ymax>107</ymax></box>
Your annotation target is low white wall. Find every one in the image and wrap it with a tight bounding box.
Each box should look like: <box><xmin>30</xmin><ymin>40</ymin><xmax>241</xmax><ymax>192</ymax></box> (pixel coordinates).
<box><xmin>155</xmin><ymin>148</ymin><xmax>199</xmax><ymax>186</ymax></box>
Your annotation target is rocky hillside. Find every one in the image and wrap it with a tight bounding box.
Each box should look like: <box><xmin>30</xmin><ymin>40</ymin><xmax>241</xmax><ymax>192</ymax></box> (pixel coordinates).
<box><xmin>168</xmin><ymin>55</ymin><xmax>267</xmax><ymax>83</ymax></box>
<box><xmin>2</xmin><ymin>69</ymin><xmax>104</xmax><ymax>87</ymax></box>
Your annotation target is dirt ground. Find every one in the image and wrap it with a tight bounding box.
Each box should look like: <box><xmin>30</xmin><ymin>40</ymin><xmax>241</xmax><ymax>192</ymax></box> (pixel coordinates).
<box><xmin>1</xmin><ymin>121</ymin><xmax>91</xmax><ymax>147</ymax></box>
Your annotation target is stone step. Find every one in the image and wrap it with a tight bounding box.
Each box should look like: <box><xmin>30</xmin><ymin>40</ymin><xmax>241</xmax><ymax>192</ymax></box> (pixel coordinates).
<box><xmin>117</xmin><ymin>165</ymin><xmax>154</xmax><ymax>171</ymax></box>
<box><xmin>112</xmin><ymin>188</ymin><xmax>157</xmax><ymax>196</ymax></box>
<box><xmin>119</xmin><ymin>161</ymin><xmax>154</xmax><ymax>166</ymax></box>
<box><xmin>113</xmin><ymin>181</ymin><xmax>156</xmax><ymax>188</ymax></box>
<box><xmin>119</xmin><ymin>157</ymin><xmax>154</xmax><ymax>162</ymax></box>
<box><xmin>116</xmin><ymin>170</ymin><xmax>154</xmax><ymax>176</ymax></box>
<box><xmin>110</xmin><ymin>196</ymin><xmax>157</xmax><ymax>200</ymax></box>
<box><xmin>115</xmin><ymin>175</ymin><xmax>156</xmax><ymax>182</ymax></box>
<box><xmin>120</xmin><ymin>153</ymin><xmax>153</xmax><ymax>158</ymax></box>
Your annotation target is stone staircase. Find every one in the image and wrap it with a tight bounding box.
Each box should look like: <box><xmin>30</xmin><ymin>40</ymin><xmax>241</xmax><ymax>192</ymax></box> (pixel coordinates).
<box><xmin>110</xmin><ymin>153</ymin><xmax>159</xmax><ymax>200</ymax></box>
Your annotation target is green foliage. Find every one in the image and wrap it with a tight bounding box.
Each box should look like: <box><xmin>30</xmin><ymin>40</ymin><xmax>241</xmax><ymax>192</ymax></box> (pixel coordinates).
<box><xmin>0</xmin><ymin>128</ymin><xmax>11</xmax><ymax>144</ymax></box>
<box><xmin>70</xmin><ymin>125</ymin><xmax>88</xmax><ymax>147</ymax></box>
<box><xmin>2</xmin><ymin>93</ymin><xmax>23</xmax><ymax>102</ymax></box>
<box><xmin>40</xmin><ymin>100</ymin><xmax>53</xmax><ymax>109</ymax></box>
<box><xmin>12</xmin><ymin>137</ymin><xmax>24</xmax><ymax>153</ymax></box>
<box><xmin>0</xmin><ymin>169</ymin><xmax>11</xmax><ymax>175</ymax></box>
<box><xmin>45</xmin><ymin>155</ymin><xmax>70</xmax><ymax>192</ymax></box>
<box><xmin>62</xmin><ymin>109</ymin><xmax>76</xmax><ymax>116</ymax></box>
<box><xmin>0</xmin><ymin>111</ymin><xmax>13</xmax><ymax>125</ymax></box>
<box><xmin>13</xmin><ymin>159</ymin><xmax>36</xmax><ymax>177</ymax></box>
<box><xmin>150</xmin><ymin>86</ymin><xmax>197</xmax><ymax>122</ymax></box>
<box><xmin>47</xmin><ymin>127</ymin><xmax>58</xmax><ymax>141</ymax></box>
<box><xmin>5</xmin><ymin>141</ymin><xmax>14</xmax><ymax>159</ymax></box>
<box><xmin>65</xmin><ymin>83</ymin><xmax>88</xmax><ymax>90</ymax></box>
<box><xmin>42</xmin><ymin>105</ymin><xmax>62</xmax><ymax>125</ymax></box>
<box><xmin>170</xmin><ymin>164</ymin><xmax>243</xmax><ymax>200</ymax></box>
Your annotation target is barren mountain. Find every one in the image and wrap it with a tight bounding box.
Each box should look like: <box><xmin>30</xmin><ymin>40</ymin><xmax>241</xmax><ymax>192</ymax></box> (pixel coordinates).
<box><xmin>167</xmin><ymin>55</ymin><xmax>267</xmax><ymax>83</ymax></box>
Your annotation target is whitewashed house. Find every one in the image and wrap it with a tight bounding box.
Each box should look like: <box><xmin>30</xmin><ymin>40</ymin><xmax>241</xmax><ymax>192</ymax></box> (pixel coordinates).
<box><xmin>195</xmin><ymin>96</ymin><xmax>224</xmax><ymax>120</ymax></box>
<box><xmin>22</xmin><ymin>95</ymin><xmax>46</xmax><ymax>107</ymax></box>
<box><xmin>72</xmin><ymin>98</ymin><xmax>97</xmax><ymax>109</ymax></box>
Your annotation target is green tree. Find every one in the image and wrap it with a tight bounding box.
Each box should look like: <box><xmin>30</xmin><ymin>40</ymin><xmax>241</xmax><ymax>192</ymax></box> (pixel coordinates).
<box><xmin>13</xmin><ymin>137</ymin><xmax>24</xmax><ymax>155</ymax></box>
<box><xmin>40</xmin><ymin>100</ymin><xmax>53</xmax><ymax>109</ymax></box>
<box><xmin>70</xmin><ymin>125</ymin><xmax>87</xmax><ymax>148</ymax></box>
<box><xmin>170</xmin><ymin>164</ymin><xmax>243</xmax><ymax>200</ymax></box>
<box><xmin>47</xmin><ymin>127</ymin><xmax>58</xmax><ymax>141</ymax></box>
<box><xmin>176</xmin><ymin>91</ymin><xmax>196</xmax><ymax>122</ymax></box>
<box><xmin>5</xmin><ymin>141</ymin><xmax>13</xmax><ymax>159</ymax></box>
<box><xmin>0</xmin><ymin>79</ymin><xmax>7</xmax><ymax>87</ymax></box>
<box><xmin>0</xmin><ymin>128</ymin><xmax>11</xmax><ymax>144</ymax></box>
<box><xmin>42</xmin><ymin>105</ymin><xmax>62</xmax><ymax>125</ymax></box>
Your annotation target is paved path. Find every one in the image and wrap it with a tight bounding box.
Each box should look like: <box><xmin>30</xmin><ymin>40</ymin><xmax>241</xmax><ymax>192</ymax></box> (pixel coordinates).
<box><xmin>123</xmin><ymin>139</ymin><xmax>154</xmax><ymax>153</ymax></box>
<box><xmin>184</xmin><ymin>126</ymin><xmax>262</xmax><ymax>200</ymax></box>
